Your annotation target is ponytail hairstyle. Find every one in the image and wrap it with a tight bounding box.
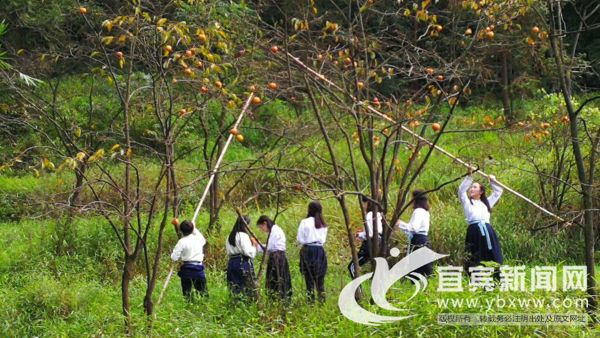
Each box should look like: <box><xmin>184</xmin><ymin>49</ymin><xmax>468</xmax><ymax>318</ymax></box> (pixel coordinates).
<box><xmin>470</xmin><ymin>182</ymin><xmax>492</xmax><ymax>213</ymax></box>
<box><xmin>256</xmin><ymin>215</ymin><xmax>274</xmax><ymax>231</ymax></box>
<box><xmin>307</xmin><ymin>201</ymin><xmax>327</xmax><ymax>229</ymax></box>
<box><xmin>412</xmin><ymin>190</ymin><xmax>430</xmax><ymax>211</ymax></box>
<box><xmin>228</xmin><ymin>215</ymin><xmax>251</xmax><ymax>246</ymax></box>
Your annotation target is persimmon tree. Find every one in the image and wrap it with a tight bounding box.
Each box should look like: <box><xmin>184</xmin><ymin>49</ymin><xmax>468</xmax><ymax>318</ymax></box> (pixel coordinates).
<box><xmin>254</xmin><ymin>0</ymin><xmax>554</xmax><ymax>286</ymax></box>
<box><xmin>543</xmin><ymin>0</ymin><xmax>600</xmax><ymax>318</ymax></box>
<box><xmin>5</xmin><ymin>0</ymin><xmax>267</xmax><ymax>334</ymax></box>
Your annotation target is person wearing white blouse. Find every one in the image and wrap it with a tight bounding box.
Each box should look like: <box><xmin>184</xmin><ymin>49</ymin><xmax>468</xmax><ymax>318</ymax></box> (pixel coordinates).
<box><xmin>225</xmin><ymin>215</ymin><xmax>257</xmax><ymax>299</ymax></box>
<box><xmin>256</xmin><ymin>215</ymin><xmax>292</xmax><ymax>301</ymax></box>
<box><xmin>396</xmin><ymin>190</ymin><xmax>433</xmax><ymax>277</ymax></box>
<box><xmin>458</xmin><ymin>170</ymin><xmax>504</xmax><ymax>273</ymax></box>
<box><xmin>347</xmin><ymin>196</ymin><xmax>383</xmax><ymax>279</ymax></box>
<box><xmin>170</xmin><ymin>220</ymin><xmax>208</xmax><ymax>300</ymax></box>
<box><xmin>297</xmin><ymin>201</ymin><xmax>328</xmax><ymax>303</ymax></box>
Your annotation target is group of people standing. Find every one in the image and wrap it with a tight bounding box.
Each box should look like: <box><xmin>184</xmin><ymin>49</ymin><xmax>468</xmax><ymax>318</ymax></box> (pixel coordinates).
<box><xmin>170</xmin><ymin>170</ymin><xmax>505</xmax><ymax>302</ymax></box>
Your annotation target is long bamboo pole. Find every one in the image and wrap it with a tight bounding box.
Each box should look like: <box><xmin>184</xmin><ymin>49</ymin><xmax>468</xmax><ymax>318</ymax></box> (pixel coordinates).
<box><xmin>284</xmin><ymin>51</ymin><xmax>568</xmax><ymax>224</ymax></box>
<box><xmin>155</xmin><ymin>93</ymin><xmax>254</xmax><ymax>308</ymax></box>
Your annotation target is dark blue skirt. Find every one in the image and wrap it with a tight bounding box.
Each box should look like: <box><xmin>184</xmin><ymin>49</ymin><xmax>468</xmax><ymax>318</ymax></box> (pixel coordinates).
<box><xmin>266</xmin><ymin>251</ymin><xmax>292</xmax><ymax>299</ymax></box>
<box><xmin>226</xmin><ymin>255</ymin><xmax>256</xmax><ymax>296</ymax></box>
<box><xmin>178</xmin><ymin>263</ymin><xmax>205</xmax><ymax>279</ymax></box>
<box><xmin>409</xmin><ymin>234</ymin><xmax>433</xmax><ymax>277</ymax></box>
<box><xmin>465</xmin><ymin>222</ymin><xmax>503</xmax><ymax>269</ymax></box>
<box><xmin>299</xmin><ymin>245</ymin><xmax>328</xmax><ymax>278</ymax></box>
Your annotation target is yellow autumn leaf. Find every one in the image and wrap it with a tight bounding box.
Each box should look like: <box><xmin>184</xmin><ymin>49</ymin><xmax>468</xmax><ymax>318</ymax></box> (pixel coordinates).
<box><xmin>88</xmin><ymin>149</ymin><xmax>105</xmax><ymax>162</ymax></box>
<box><xmin>65</xmin><ymin>157</ymin><xmax>78</xmax><ymax>170</ymax></box>
<box><xmin>75</xmin><ymin>152</ymin><xmax>86</xmax><ymax>162</ymax></box>
<box><xmin>102</xmin><ymin>20</ymin><xmax>113</xmax><ymax>32</ymax></box>
<box><xmin>102</xmin><ymin>36</ymin><xmax>115</xmax><ymax>45</ymax></box>
<box><xmin>42</xmin><ymin>158</ymin><xmax>55</xmax><ymax>171</ymax></box>
<box><xmin>157</xmin><ymin>18</ymin><xmax>168</xmax><ymax>27</ymax></box>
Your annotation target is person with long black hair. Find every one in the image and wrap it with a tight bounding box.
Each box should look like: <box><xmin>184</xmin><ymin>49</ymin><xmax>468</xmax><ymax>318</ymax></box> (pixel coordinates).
<box><xmin>296</xmin><ymin>201</ymin><xmax>328</xmax><ymax>303</ymax></box>
<box><xmin>458</xmin><ymin>170</ymin><xmax>504</xmax><ymax>272</ymax></box>
<box><xmin>256</xmin><ymin>215</ymin><xmax>292</xmax><ymax>302</ymax></box>
<box><xmin>397</xmin><ymin>190</ymin><xmax>433</xmax><ymax>277</ymax></box>
<box><xmin>225</xmin><ymin>215</ymin><xmax>257</xmax><ymax>299</ymax></box>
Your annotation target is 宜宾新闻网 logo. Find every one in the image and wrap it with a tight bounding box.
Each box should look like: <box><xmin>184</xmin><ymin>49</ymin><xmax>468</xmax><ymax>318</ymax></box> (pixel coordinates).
<box><xmin>338</xmin><ymin>247</ymin><xmax>447</xmax><ymax>325</ymax></box>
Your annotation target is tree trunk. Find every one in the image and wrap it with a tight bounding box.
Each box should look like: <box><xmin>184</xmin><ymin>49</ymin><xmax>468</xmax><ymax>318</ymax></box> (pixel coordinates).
<box><xmin>501</xmin><ymin>50</ymin><xmax>514</xmax><ymax>125</ymax></box>
<box><xmin>338</xmin><ymin>195</ymin><xmax>362</xmax><ymax>299</ymax></box>
<box><xmin>209</xmin><ymin>171</ymin><xmax>220</xmax><ymax>232</ymax></box>
<box><xmin>56</xmin><ymin>164</ymin><xmax>87</xmax><ymax>255</ymax></box>
<box><xmin>547</xmin><ymin>4</ymin><xmax>597</xmax><ymax>317</ymax></box>
<box><xmin>122</xmin><ymin>255</ymin><xmax>135</xmax><ymax>335</ymax></box>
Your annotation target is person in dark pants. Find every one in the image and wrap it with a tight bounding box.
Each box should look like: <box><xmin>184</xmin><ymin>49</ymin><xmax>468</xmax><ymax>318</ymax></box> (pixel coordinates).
<box><xmin>256</xmin><ymin>215</ymin><xmax>292</xmax><ymax>302</ymax></box>
<box><xmin>458</xmin><ymin>170</ymin><xmax>504</xmax><ymax>275</ymax></box>
<box><xmin>170</xmin><ymin>220</ymin><xmax>207</xmax><ymax>300</ymax></box>
<box><xmin>348</xmin><ymin>196</ymin><xmax>383</xmax><ymax>279</ymax></box>
<box><xmin>297</xmin><ymin>201</ymin><xmax>328</xmax><ymax>303</ymax></box>
<box><xmin>225</xmin><ymin>215</ymin><xmax>257</xmax><ymax>299</ymax></box>
<box><xmin>397</xmin><ymin>190</ymin><xmax>433</xmax><ymax>277</ymax></box>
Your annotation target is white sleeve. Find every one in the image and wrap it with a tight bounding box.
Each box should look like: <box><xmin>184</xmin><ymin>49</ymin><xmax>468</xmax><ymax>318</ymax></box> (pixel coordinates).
<box><xmin>397</xmin><ymin>219</ymin><xmax>411</xmax><ymax>234</ymax></box>
<box><xmin>408</xmin><ymin>211</ymin><xmax>420</xmax><ymax>232</ymax></box>
<box><xmin>272</xmin><ymin>226</ymin><xmax>284</xmax><ymax>247</ymax></box>
<box><xmin>296</xmin><ymin>220</ymin><xmax>306</xmax><ymax>244</ymax></box>
<box><xmin>357</xmin><ymin>230</ymin><xmax>367</xmax><ymax>241</ymax></box>
<box><xmin>458</xmin><ymin>176</ymin><xmax>474</xmax><ymax>217</ymax></box>
<box><xmin>365</xmin><ymin>212</ymin><xmax>374</xmax><ymax>238</ymax></box>
<box><xmin>321</xmin><ymin>227</ymin><xmax>328</xmax><ymax>244</ymax></box>
<box><xmin>376</xmin><ymin>212</ymin><xmax>383</xmax><ymax>235</ymax></box>
<box><xmin>458</xmin><ymin>176</ymin><xmax>472</xmax><ymax>205</ymax></box>
<box><xmin>488</xmin><ymin>180</ymin><xmax>503</xmax><ymax>207</ymax></box>
<box><xmin>238</xmin><ymin>233</ymin><xmax>257</xmax><ymax>258</ymax></box>
<box><xmin>194</xmin><ymin>229</ymin><xmax>206</xmax><ymax>248</ymax></box>
<box><xmin>170</xmin><ymin>240</ymin><xmax>184</xmax><ymax>261</ymax></box>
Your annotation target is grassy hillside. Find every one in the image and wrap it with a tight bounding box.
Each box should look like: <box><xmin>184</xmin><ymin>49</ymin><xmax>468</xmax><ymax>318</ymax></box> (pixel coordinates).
<box><xmin>1</xmin><ymin>94</ymin><xmax>598</xmax><ymax>336</ymax></box>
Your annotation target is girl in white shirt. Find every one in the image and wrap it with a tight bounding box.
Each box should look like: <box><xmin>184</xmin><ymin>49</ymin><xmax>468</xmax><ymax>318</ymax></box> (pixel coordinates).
<box><xmin>256</xmin><ymin>215</ymin><xmax>292</xmax><ymax>302</ymax></box>
<box><xmin>397</xmin><ymin>190</ymin><xmax>433</xmax><ymax>276</ymax></box>
<box><xmin>297</xmin><ymin>201</ymin><xmax>328</xmax><ymax>303</ymax></box>
<box><xmin>170</xmin><ymin>220</ymin><xmax>207</xmax><ymax>300</ymax></box>
<box><xmin>225</xmin><ymin>215</ymin><xmax>257</xmax><ymax>299</ymax></box>
<box><xmin>458</xmin><ymin>171</ymin><xmax>504</xmax><ymax>272</ymax></box>
<box><xmin>348</xmin><ymin>196</ymin><xmax>383</xmax><ymax>279</ymax></box>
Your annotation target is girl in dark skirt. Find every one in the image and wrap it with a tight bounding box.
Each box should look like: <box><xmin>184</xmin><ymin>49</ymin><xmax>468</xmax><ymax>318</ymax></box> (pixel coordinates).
<box><xmin>170</xmin><ymin>220</ymin><xmax>208</xmax><ymax>300</ymax></box>
<box><xmin>256</xmin><ymin>215</ymin><xmax>292</xmax><ymax>301</ymax></box>
<box><xmin>348</xmin><ymin>196</ymin><xmax>383</xmax><ymax>279</ymax></box>
<box><xmin>297</xmin><ymin>201</ymin><xmax>328</xmax><ymax>303</ymax></box>
<box><xmin>458</xmin><ymin>170</ymin><xmax>504</xmax><ymax>273</ymax></box>
<box><xmin>225</xmin><ymin>215</ymin><xmax>257</xmax><ymax>299</ymax></box>
<box><xmin>397</xmin><ymin>190</ymin><xmax>433</xmax><ymax>277</ymax></box>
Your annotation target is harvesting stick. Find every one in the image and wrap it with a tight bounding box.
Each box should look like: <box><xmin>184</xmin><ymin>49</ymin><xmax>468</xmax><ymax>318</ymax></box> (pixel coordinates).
<box><xmin>156</xmin><ymin>93</ymin><xmax>255</xmax><ymax>308</ymax></box>
<box><xmin>284</xmin><ymin>51</ymin><xmax>568</xmax><ymax>225</ymax></box>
